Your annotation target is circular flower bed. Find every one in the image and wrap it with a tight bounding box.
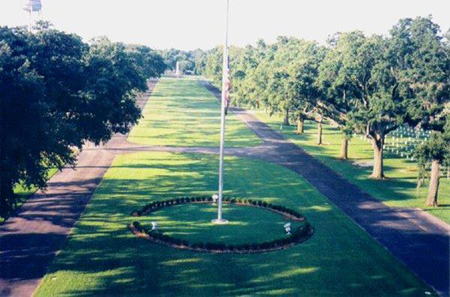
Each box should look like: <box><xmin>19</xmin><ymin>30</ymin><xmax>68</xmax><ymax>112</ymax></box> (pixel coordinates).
<box><xmin>129</xmin><ymin>196</ymin><xmax>314</xmax><ymax>254</ymax></box>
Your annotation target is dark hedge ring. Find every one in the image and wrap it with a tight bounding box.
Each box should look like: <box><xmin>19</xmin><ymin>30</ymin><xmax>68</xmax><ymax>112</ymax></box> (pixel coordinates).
<box><xmin>129</xmin><ymin>196</ymin><xmax>314</xmax><ymax>254</ymax></box>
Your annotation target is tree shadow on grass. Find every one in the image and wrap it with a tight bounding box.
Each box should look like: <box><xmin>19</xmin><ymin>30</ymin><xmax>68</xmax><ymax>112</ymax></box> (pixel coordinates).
<box><xmin>34</xmin><ymin>152</ymin><xmax>433</xmax><ymax>296</ymax></box>
<box><xmin>260</xmin><ymin>122</ymin><xmax>425</xmax><ymax>204</ymax></box>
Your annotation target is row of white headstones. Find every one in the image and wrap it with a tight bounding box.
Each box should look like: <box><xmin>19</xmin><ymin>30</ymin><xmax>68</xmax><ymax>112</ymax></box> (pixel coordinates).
<box><xmin>357</xmin><ymin>126</ymin><xmax>430</xmax><ymax>161</ymax></box>
<box><xmin>356</xmin><ymin>126</ymin><xmax>449</xmax><ymax>176</ymax></box>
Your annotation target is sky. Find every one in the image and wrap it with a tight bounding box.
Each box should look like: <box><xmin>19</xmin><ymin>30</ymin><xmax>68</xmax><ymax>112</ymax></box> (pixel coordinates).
<box><xmin>1</xmin><ymin>0</ymin><xmax>449</xmax><ymax>50</ymax></box>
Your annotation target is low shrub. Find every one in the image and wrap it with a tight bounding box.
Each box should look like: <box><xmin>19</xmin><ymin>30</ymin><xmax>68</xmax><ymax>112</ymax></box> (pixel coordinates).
<box><xmin>131</xmin><ymin>196</ymin><xmax>313</xmax><ymax>254</ymax></box>
<box><xmin>249</xmin><ymin>243</ymin><xmax>258</xmax><ymax>250</ymax></box>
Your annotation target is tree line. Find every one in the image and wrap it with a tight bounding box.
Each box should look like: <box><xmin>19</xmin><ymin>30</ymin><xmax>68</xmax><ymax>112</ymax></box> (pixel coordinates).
<box><xmin>159</xmin><ymin>48</ymin><xmax>206</xmax><ymax>74</ymax></box>
<box><xmin>0</xmin><ymin>22</ymin><xmax>166</xmax><ymax>217</ymax></box>
<box><xmin>195</xmin><ymin>16</ymin><xmax>450</xmax><ymax>206</ymax></box>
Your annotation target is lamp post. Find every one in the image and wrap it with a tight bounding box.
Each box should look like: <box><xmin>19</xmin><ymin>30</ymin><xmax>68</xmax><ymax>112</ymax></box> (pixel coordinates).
<box><xmin>212</xmin><ymin>0</ymin><xmax>230</xmax><ymax>225</ymax></box>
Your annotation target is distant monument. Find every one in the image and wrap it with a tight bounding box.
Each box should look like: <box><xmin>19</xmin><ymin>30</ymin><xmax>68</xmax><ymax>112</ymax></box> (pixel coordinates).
<box><xmin>175</xmin><ymin>61</ymin><xmax>180</xmax><ymax>76</ymax></box>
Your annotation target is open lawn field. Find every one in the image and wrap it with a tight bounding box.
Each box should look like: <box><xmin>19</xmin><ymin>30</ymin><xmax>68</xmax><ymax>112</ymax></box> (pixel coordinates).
<box><xmin>128</xmin><ymin>77</ymin><xmax>261</xmax><ymax>148</ymax></box>
<box><xmin>34</xmin><ymin>152</ymin><xmax>432</xmax><ymax>296</ymax></box>
<box><xmin>254</xmin><ymin>111</ymin><xmax>450</xmax><ymax>224</ymax></box>
<box><xmin>33</xmin><ymin>77</ymin><xmax>435</xmax><ymax>296</ymax></box>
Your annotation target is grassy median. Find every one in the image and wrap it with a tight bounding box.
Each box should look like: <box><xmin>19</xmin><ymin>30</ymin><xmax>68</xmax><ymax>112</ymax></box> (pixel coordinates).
<box><xmin>128</xmin><ymin>77</ymin><xmax>261</xmax><ymax>148</ymax></box>
<box><xmin>35</xmin><ymin>152</ymin><xmax>432</xmax><ymax>296</ymax></box>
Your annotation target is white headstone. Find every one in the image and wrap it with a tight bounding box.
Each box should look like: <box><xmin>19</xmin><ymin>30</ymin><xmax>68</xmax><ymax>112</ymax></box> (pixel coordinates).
<box><xmin>284</xmin><ymin>223</ymin><xmax>291</xmax><ymax>235</ymax></box>
<box><xmin>212</xmin><ymin>194</ymin><xmax>219</xmax><ymax>204</ymax></box>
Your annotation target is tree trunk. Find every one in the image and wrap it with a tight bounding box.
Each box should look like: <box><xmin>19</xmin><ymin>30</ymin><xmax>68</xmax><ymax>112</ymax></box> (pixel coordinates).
<box><xmin>0</xmin><ymin>178</ymin><xmax>14</xmax><ymax>217</ymax></box>
<box><xmin>283</xmin><ymin>109</ymin><xmax>290</xmax><ymax>126</ymax></box>
<box><xmin>296</xmin><ymin>115</ymin><xmax>304</xmax><ymax>134</ymax></box>
<box><xmin>339</xmin><ymin>136</ymin><xmax>348</xmax><ymax>160</ymax></box>
<box><xmin>370</xmin><ymin>135</ymin><xmax>385</xmax><ymax>179</ymax></box>
<box><xmin>317</xmin><ymin>122</ymin><xmax>323</xmax><ymax>145</ymax></box>
<box><xmin>426</xmin><ymin>160</ymin><xmax>440</xmax><ymax>207</ymax></box>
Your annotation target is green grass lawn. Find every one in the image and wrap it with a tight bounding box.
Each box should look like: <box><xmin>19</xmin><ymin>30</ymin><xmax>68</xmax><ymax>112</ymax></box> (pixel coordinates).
<box><xmin>253</xmin><ymin>111</ymin><xmax>450</xmax><ymax>224</ymax></box>
<box><xmin>141</xmin><ymin>202</ymin><xmax>305</xmax><ymax>245</ymax></box>
<box><xmin>34</xmin><ymin>152</ymin><xmax>433</xmax><ymax>296</ymax></box>
<box><xmin>128</xmin><ymin>76</ymin><xmax>261</xmax><ymax>147</ymax></box>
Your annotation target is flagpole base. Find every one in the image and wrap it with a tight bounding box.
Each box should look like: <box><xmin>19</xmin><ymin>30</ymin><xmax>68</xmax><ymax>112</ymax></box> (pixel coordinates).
<box><xmin>211</xmin><ymin>219</ymin><xmax>229</xmax><ymax>225</ymax></box>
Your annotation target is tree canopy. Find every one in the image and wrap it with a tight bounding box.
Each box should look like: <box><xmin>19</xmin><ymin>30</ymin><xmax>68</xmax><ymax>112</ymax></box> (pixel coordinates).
<box><xmin>0</xmin><ymin>25</ymin><xmax>166</xmax><ymax>216</ymax></box>
<box><xmin>195</xmin><ymin>16</ymin><xmax>450</xmax><ymax>206</ymax></box>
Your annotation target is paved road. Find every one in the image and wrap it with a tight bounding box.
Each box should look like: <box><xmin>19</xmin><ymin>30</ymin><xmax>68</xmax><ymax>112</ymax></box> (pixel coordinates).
<box><xmin>202</xmin><ymin>80</ymin><xmax>450</xmax><ymax>297</ymax></box>
<box><xmin>1</xmin><ymin>78</ymin><xmax>449</xmax><ymax>296</ymax></box>
<box><xmin>0</xmin><ymin>83</ymin><xmax>156</xmax><ymax>297</ymax></box>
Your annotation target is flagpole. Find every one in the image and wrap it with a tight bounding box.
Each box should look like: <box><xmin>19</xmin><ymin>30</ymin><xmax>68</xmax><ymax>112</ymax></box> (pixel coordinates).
<box><xmin>212</xmin><ymin>0</ymin><xmax>230</xmax><ymax>225</ymax></box>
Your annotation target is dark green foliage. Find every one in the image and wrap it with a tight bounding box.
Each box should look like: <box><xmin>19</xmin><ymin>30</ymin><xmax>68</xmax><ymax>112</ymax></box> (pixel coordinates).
<box><xmin>159</xmin><ymin>48</ymin><xmax>206</xmax><ymax>74</ymax></box>
<box><xmin>396</xmin><ymin>17</ymin><xmax>450</xmax><ymax>174</ymax></box>
<box><xmin>126</xmin><ymin>44</ymin><xmax>166</xmax><ymax>78</ymax></box>
<box><xmin>0</xmin><ymin>25</ymin><xmax>166</xmax><ymax>217</ymax></box>
<box><xmin>195</xmin><ymin>16</ymin><xmax>449</xmax><ymax>200</ymax></box>
<box><xmin>416</xmin><ymin>121</ymin><xmax>450</xmax><ymax>166</ymax></box>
